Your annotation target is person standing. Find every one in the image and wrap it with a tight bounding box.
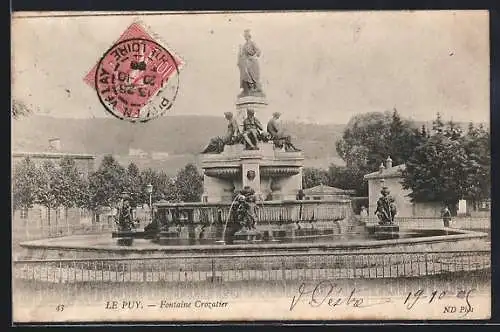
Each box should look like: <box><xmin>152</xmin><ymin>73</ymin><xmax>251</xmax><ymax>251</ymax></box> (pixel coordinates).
<box><xmin>442</xmin><ymin>206</ymin><xmax>452</xmax><ymax>227</ymax></box>
<box><xmin>360</xmin><ymin>206</ymin><xmax>368</xmax><ymax>218</ymax></box>
<box><xmin>296</xmin><ymin>189</ymin><xmax>305</xmax><ymax>220</ymax></box>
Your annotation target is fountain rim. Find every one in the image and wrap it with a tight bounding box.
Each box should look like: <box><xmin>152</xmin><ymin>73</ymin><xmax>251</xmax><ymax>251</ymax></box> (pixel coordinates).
<box><xmin>19</xmin><ymin>228</ymin><xmax>488</xmax><ymax>254</ymax></box>
<box><xmin>153</xmin><ymin>198</ymin><xmax>352</xmax><ymax>207</ymax></box>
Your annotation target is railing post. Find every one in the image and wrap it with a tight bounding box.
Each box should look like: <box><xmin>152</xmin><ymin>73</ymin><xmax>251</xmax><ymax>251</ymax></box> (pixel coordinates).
<box><xmin>281</xmin><ymin>258</ymin><xmax>286</xmax><ymax>292</ymax></box>
<box><xmin>211</xmin><ymin>258</ymin><xmax>215</xmax><ymax>283</ymax></box>
<box><xmin>425</xmin><ymin>253</ymin><xmax>428</xmax><ymax>276</ymax></box>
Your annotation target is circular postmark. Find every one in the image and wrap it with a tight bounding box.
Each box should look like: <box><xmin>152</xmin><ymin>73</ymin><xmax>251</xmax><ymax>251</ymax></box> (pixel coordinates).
<box><xmin>95</xmin><ymin>38</ymin><xmax>180</xmax><ymax>123</ymax></box>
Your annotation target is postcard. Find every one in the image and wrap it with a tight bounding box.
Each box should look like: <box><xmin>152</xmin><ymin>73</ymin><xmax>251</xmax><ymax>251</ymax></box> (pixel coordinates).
<box><xmin>11</xmin><ymin>10</ymin><xmax>491</xmax><ymax>322</ymax></box>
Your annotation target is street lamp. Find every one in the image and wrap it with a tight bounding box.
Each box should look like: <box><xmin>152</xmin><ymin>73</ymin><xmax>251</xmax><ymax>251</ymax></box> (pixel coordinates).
<box><xmin>146</xmin><ymin>184</ymin><xmax>153</xmax><ymax>222</ymax></box>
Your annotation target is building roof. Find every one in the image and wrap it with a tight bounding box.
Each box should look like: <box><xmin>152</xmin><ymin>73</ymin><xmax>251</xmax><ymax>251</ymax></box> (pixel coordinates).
<box><xmin>12</xmin><ymin>151</ymin><xmax>95</xmax><ymax>160</ymax></box>
<box><xmin>364</xmin><ymin>164</ymin><xmax>406</xmax><ymax>180</ymax></box>
<box><xmin>303</xmin><ymin>184</ymin><xmax>355</xmax><ymax>195</ymax></box>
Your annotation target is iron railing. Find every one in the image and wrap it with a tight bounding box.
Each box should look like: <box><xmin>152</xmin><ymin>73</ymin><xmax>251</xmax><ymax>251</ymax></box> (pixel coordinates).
<box><xmin>13</xmin><ymin>250</ymin><xmax>490</xmax><ymax>284</ymax></box>
<box><xmin>12</xmin><ymin>250</ymin><xmax>491</xmax><ymax>304</ymax></box>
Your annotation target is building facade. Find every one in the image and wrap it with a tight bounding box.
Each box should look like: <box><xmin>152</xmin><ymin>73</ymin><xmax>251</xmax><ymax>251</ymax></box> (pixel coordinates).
<box><xmin>12</xmin><ymin>138</ymin><xmax>96</xmax><ymax>229</ymax></box>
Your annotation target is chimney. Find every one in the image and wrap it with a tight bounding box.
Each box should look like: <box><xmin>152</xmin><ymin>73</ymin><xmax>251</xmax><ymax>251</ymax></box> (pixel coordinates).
<box><xmin>385</xmin><ymin>156</ymin><xmax>393</xmax><ymax>169</ymax></box>
<box><xmin>48</xmin><ymin>138</ymin><xmax>61</xmax><ymax>152</ymax></box>
<box><xmin>379</xmin><ymin>162</ymin><xmax>385</xmax><ymax>174</ymax></box>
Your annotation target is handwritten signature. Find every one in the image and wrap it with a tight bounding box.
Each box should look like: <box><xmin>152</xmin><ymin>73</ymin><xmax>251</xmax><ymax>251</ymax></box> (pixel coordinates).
<box><xmin>289</xmin><ymin>281</ymin><xmax>391</xmax><ymax>311</ymax></box>
<box><xmin>289</xmin><ymin>281</ymin><xmax>476</xmax><ymax>316</ymax></box>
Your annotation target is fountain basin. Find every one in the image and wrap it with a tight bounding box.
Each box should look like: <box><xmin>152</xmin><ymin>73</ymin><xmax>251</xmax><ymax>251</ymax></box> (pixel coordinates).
<box><xmin>18</xmin><ymin>228</ymin><xmax>488</xmax><ymax>261</ymax></box>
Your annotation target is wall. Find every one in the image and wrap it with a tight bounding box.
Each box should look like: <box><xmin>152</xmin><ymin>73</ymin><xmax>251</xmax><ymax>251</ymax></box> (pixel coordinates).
<box><xmin>275</xmin><ymin>170</ymin><xmax>303</xmax><ymax>201</ymax></box>
<box><xmin>12</xmin><ymin>154</ymin><xmax>95</xmax><ymax>178</ymax></box>
<box><xmin>412</xmin><ymin>201</ymin><xmax>443</xmax><ymax>217</ymax></box>
<box><xmin>13</xmin><ymin>206</ymin><xmax>94</xmax><ymax>230</ymax></box>
<box><xmin>202</xmin><ymin>175</ymin><xmax>235</xmax><ymax>203</ymax></box>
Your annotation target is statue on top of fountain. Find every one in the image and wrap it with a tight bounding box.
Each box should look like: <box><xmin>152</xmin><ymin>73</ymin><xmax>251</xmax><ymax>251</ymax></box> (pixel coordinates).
<box><xmin>238</xmin><ymin>29</ymin><xmax>265</xmax><ymax>98</ymax></box>
<box><xmin>375</xmin><ymin>186</ymin><xmax>397</xmax><ymax>225</ymax></box>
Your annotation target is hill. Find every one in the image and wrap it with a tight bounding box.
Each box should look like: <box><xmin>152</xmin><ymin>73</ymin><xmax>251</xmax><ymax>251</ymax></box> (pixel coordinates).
<box><xmin>12</xmin><ymin>114</ymin><xmax>486</xmax><ymax>176</ymax></box>
<box><xmin>12</xmin><ymin>115</ymin><xmax>346</xmax><ymax>175</ymax></box>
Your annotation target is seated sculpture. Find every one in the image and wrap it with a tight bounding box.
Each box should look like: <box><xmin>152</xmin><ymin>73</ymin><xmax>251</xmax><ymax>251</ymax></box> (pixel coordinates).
<box><xmin>201</xmin><ymin>112</ymin><xmax>241</xmax><ymax>154</ymax></box>
<box><xmin>203</xmin><ymin>109</ymin><xmax>309</xmax><ymax>154</ymax></box>
<box><xmin>242</xmin><ymin>108</ymin><xmax>268</xmax><ymax>150</ymax></box>
<box><xmin>266</xmin><ymin>112</ymin><xmax>301</xmax><ymax>152</ymax></box>
<box><xmin>375</xmin><ymin>187</ymin><xmax>397</xmax><ymax>225</ymax></box>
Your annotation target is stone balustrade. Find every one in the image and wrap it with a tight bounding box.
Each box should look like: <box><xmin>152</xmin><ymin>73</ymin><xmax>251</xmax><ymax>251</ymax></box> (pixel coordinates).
<box><xmin>154</xmin><ymin>199</ymin><xmax>352</xmax><ymax>226</ymax></box>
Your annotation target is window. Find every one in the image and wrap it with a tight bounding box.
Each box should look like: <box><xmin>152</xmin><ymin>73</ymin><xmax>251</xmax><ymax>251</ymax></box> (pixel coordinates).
<box><xmin>479</xmin><ymin>199</ymin><xmax>491</xmax><ymax>211</ymax></box>
<box><xmin>313</xmin><ymin>196</ymin><xmax>321</xmax><ymax>200</ymax></box>
<box><xmin>20</xmin><ymin>208</ymin><xmax>28</xmax><ymax>219</ymax></box>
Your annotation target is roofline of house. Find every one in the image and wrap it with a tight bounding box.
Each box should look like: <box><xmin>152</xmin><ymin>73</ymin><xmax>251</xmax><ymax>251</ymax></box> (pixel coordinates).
<box><xmin>12</xmin><ymin>151</ymin><xmax>95</xmax><ymax>160</ymax></box>
<box><xmin>364</xmin><ymin>164</ymin><xmax>406</xmax><ymax>180</ymax></box>
<box><xmin>364</xmin><ymin>172</ymin><xmax>403</xmax><ymax>180</ymax></box>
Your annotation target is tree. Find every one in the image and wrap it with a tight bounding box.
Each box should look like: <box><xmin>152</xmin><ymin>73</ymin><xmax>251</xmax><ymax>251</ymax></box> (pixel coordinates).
<box><xmin>76</xmin><ymin>175</ymin><xmax>95</xmax><ymax>220</ymax></box>
<box><xmin>12</xmin><ymin>157</ymin><xmax>44</xmax><ymax>211</ymax></box>
<box><xmin>139</xmin><ymin>168</ymin><xmax>170</xmax><ymax>204</ymax></box>
<box><xmin>36</xmin><ymin>161</ymin><xmax>63</xmax><ymax>225</ymax></box>
<box><xmin>401</xmin><ymin>114</ymin><xmax>489</xmax><ymax>213</ymax></box>
<box><xmin>302</xmin><ymin>167</ymin><xmax>329</xmax><ymax>189</ymax></box>
<box><xmin>88</xmin><ymin>155</ymin><xmax>126</xmax><ymax>212</ymax></box>
<box><xmin>175</xmin><ymin>163</ymin><xmax>203</xmax><ymax>202</ymax></box>
<box><xmin>124</xmin><ymin>162</ymin><xmax>142</xmax><ymax>207</ymax></box>
<box><xmin>460</xmin><ymin>122</ymin><xmax>490</xmax><ymax>208</ymax></box>
<box><xmin>12</xmin><ymin>100</ymin><xmax>32</xmax><ymax>120</ymax></box>
<box><xmin>56</xmin><ymin>157</ymin><xmax>86</xmax><ymax>223</ymax></box>
<box><xmin>336</xmin><ymin>111</ymin><xmax>388</xmax><ymax>170</ymax></box>
<box><xmin>388</xmin><ymin>109</ymin><xmax>423</xmax><ymax>166</ymax></box>
<box><xmin>335</xmin><ymin>109</ymin><xmax>421</xmax><ymax>195</ymax></box>
<box><xmin>326</xmin><ymin>165</ymin><xmax>367</xmax><ymax>197</ymax></box>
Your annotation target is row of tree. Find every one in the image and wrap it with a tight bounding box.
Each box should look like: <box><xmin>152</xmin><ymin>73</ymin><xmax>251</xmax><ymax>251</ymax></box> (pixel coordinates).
<box><xmin>303</xmin><ymin>109</ymin><xmax>490</xmax><ymax>210</ymax></box>
<box><xmin>12</xmin><ymin>155</ymin><xmax>204</xmax><ymax>223</ymax></box>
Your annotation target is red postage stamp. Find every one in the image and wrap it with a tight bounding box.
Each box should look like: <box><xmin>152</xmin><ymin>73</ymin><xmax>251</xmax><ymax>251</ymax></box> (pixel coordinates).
<box><xmin>84</xmin><ymin>22</ymin><xmax>184</xmax><ymax>122</ymax></box>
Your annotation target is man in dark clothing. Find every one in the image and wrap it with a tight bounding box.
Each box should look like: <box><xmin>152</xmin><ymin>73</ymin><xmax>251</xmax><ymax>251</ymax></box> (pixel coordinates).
<box><xmin>442</xmin><ymin>206</ymin><xmax>452</xmax><ymax>227</ymax></box>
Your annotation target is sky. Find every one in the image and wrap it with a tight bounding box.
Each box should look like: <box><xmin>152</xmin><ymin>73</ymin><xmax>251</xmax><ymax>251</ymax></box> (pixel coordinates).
<box><xmin>11</xmin><ymin>10</ymin><xmax>490</xmax><ymax>124</ymax></box>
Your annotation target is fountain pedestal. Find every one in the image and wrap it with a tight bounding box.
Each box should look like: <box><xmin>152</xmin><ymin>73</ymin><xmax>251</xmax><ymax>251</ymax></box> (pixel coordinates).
<box><xmin>233</xmin><ymin>229</ymin><xmax>263</xmax><ymax>242</ymax></box>
<box><xmin>373</xmin><ymin>224</ymin><xmax>400</xmax><ymax>240</ymax></box>
<box><xmin>112</xmin><ymin>230</ymin><xmax>135</xmax><ymax>246</ymax></box>
<box><xmin>201</xmin><ymin>143</ymin><xmax>304</xmax><ymax>203</ymax></box>
<box><xmin>154</xmin><ymin>230</ymin><xmax>181</xmax><ymax>245</ymax></box>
